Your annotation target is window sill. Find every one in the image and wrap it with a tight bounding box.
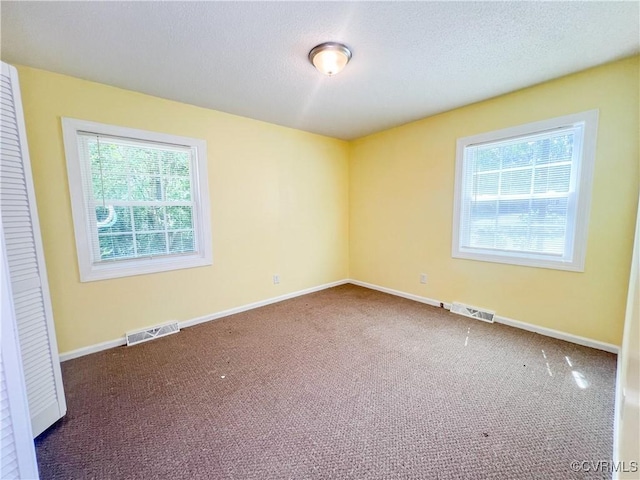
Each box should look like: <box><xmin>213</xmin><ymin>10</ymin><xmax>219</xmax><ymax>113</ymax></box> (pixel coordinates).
<box><xmin>452</xmin><ymin>249</ymin><xmax>585</xmax><ymax>272</ymax></box>
<box><xmin>79</xmin><ymin>254</ymin><xmax>212</xmax><ymax>282</ymax></box>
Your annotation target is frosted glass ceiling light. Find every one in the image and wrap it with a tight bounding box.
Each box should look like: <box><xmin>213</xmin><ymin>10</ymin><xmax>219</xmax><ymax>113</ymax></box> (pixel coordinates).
<box><xmin>309</xmin><ymin>42</ymin><xmax>352</xmax><ymax>76</ymax></box>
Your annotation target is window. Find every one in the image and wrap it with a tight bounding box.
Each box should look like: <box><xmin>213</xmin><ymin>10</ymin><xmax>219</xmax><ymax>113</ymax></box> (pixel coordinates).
<box><xmin>452</xmin><ymin>110</ymin><xmax>598</xmax><ymax>272</ymax></box>
<box><xmin>62</xmin><ymin>118</ymin><xmax>212</xmax><ymax>282</ymax></box>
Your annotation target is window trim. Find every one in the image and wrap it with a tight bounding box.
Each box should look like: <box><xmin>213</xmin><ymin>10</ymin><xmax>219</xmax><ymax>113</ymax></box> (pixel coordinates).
<box><xmin>451</xmin><ymin>110</ymin><xmax>599</xmax><ymax>272</ymax></box>
<box><xmin>62</xmin><ymin>118</ymin><xmax>212</xmax><ymax>282</ymax></box>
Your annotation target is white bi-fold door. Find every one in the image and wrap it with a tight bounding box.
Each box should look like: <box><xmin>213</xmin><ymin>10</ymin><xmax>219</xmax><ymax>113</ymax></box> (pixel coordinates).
<box><xmin>1</xmin><ymin>221</ymin><xmax>40</xmax><ymax>479</ymax></box>
<box><xmin>0</xmin><ymin>61</ymin><xmax>66</xmax><ymax>437</ymax></box>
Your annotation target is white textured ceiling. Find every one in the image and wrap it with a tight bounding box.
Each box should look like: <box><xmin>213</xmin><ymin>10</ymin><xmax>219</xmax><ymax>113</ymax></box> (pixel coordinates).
<box><xmin>1</xmin><ymin>1</ymin><xmax>638</xmax><ymax>140</ymax></box>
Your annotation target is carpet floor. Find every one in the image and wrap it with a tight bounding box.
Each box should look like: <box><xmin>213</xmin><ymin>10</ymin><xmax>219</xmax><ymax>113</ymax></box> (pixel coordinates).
<box><xmin>35</xmin><ymin>285</ymin><xmax>617</xmax><ymax>479</ymax></box>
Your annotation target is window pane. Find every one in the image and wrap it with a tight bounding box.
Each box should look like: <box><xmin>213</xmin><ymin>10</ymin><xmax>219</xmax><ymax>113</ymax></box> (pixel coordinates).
<box><xmin>537</xmin><ymin>134</ymin><xmax>573</xmax><ymax>165</ymax></box>
<box><xmin>533</xmin><ymin>164</ymin><xmax>571</xmax><ymax>194</ymax></box>
<box><xmin>494</xmin><ymin>225</ymin><xmax>530</xmax><ymax>251</ymax></box>
<box><xmin>96</xmin><ymin>206</ymin><xmax>132</xmax><ymax>234</ymax></box>
<box><xmin>467</xmin><ymin>197</ymin><xmax>570</xmax><ymax>255</ymax></box>
<box><xmin>168</xmin><ymin>230</ymin><xmax>195</xmax><ymax>253</ymax></box>
<box><xmin>479</xmin><ymin>143</ymin><xmax>533</xmax><ymax>170</ymax></box>
<box><xmin>468</xmin><ymin>201</ymin><xmax>497</xmax><ymax>248</ymax></box>
<box><xmin>494</xmin><ymin>199</ymin><xmax>530</xmax><ymax>251</ymax></box>
<box><xmin>500</xmin><ymin>169</ymin><xmax>531</xmax><ymax>195</ymax></box>
<box><xmin>130</xmin><ymin>175</ymin><xmax>162</xmax><ymax>201</ymax></box>
<box><xmin>99</xmin><ymin>234</ymin><xmax>135</xmax><ymax>260</ymax></box>
<box><xmin>136</xmin><ymin>233</ymin><xmax>167</xmax><ymax>256</ymax></box>
<box><xmin>529</xmin><ymin>198</ymin><xmax>568</xmax><ymax>255</ymax></box>
<box><xmin>473</xmin><ymin>172</ymin><xmax>499</xmax><ymax>196</ymax></box>
<box><xmin>129</xmin><ymin>148</ymin><xmax>161</xmax><ymax>175</ymax></box>
<box><xmin>166</xmin><ymin>206</ymin><xmax>193</xmax><ymax>230</ymax></box>
<box><xmin>164</xmin><ymin>151</ymin><xmax>191</xmax><ymax>176</ymax></box>
<box><xmin>133</xmin><ymin>206</ymin><xmax>165</xmax><ymax>231</ymax></box>
<box><xmin>89</xmin><ymin>141</ymin><xmax>127</xmax><ymax>172</ymax></box>
<box><xmin>475</xmin><ymin>149</ymin><xmax>500</xmax><ymax>172</ymax></box>
<box><xmin>531</xmin><ymin>197</ymin><xmax>568</xmax><ymax>225</ymax></box>
<box><xmin>164</xmin><ymin>176</ymin><xmax>191</xmax><ymax>201</ymax></box>
<box><xmin>94</xmin><ymin>174</ymin><xmax>128</xmax><ymax>201</ymax></box>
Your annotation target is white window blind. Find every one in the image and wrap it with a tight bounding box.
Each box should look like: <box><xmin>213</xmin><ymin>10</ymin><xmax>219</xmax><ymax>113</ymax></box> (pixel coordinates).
<box><xmin>63</xmin><ymin>119</ymin><xmax>212</xmax><ymax>281</ymax></box>
<box><xmin>452</xmin><ymin>111</ymin><xmax>598</xmax><ymax>271</ymax></box>
<box><xmin>78</xmin><ymin>133</ymin><xmax>197</xmax><ymax>262</ymax></box>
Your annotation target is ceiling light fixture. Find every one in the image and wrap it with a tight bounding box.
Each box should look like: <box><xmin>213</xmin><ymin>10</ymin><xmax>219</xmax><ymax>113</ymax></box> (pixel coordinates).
<box><xmin>308</xmin><ymin>42</ymin><xmax>352</xmax><ymax>76</ymax></box>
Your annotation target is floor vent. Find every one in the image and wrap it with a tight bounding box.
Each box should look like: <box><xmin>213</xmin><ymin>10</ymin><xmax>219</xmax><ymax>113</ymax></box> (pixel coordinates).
<box><xmin>126</xmin><ymin>322</ymin><xmax>180</xmax><ymax>346</ymax></box>
<box><xmin>450</xmin><ymin>302</ymin><xmax>495</xmax><ymax>323</ymax></box>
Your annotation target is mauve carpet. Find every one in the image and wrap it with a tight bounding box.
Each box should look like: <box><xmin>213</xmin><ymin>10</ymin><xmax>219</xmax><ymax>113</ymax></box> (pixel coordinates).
<box><xmin>35</xmin><ymin>285</ymin><xmax>617</xmax><ymax>479</ymax></box>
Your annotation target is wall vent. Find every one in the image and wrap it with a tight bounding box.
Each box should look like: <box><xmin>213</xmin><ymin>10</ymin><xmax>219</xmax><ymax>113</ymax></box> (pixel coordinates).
<box><xmin>450</xmin><ymin>302</ymin><xmax>495</xmax><ymax>323</ymax></box>
<box><xmin>126</xmin><ymin>322</ymin><xmax>180</xmax><ymax>346</ymax></box>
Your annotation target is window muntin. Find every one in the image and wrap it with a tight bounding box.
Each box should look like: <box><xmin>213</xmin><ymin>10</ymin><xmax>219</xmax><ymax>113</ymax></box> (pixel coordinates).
<box><xmin>452</xmin><ymin>111</ymin><xmax>598</xmax><ymax>271</ymax></box>
<box><xmin>63</xmin><ymin>119</ymin><xmax>212</xmax><ymax>281</ymax></box>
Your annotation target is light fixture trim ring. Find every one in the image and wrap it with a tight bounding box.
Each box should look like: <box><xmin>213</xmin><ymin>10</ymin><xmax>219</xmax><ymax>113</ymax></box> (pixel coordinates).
<box><xmin>308</xmin><ymin>42</ymin><xmax>353</xmax><ymax>65</ymax></box>
<box><xmin>308</xmin><ymin>42</ymin><xmax>352</xmax><ymax>75</ymax></box>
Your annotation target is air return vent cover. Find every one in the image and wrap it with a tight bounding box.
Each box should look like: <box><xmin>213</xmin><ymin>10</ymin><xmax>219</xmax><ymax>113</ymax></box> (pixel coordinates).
<box><xmin>126</xmin><ymin>322</ymin><xmax>180</xmax><ymax>346</ymax></box>
<box><xmin>450</xmin><ymin>302</ymin><xmax>495</xmax><ymax>323</ymax></box>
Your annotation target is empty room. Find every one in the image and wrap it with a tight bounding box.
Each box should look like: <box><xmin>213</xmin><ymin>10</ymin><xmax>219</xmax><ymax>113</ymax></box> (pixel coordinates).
<box><xmin>1</xmin><ymin>1</ymin><xmax>639</xmax><ymax>479</ymax></box>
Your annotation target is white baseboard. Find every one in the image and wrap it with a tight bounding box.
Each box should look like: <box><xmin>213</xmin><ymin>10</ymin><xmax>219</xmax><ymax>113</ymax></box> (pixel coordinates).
<box><xmin>60</xmin><ymin>277</ymin><xmax>619</xmax><ymax>361</ymax></box>
<box><xmin>59</xmin><ymin>279</ymin><xmax>349</xmax><ymax>361</ymax></box>
<box><xmin>180</xmin><ymin>279</ymin><xmax>349</xmax><ymax>329</ymax></box>
<box><xmin>348</xmin><ymin>279</ymin><xmax>450</xmax><ymax>309</ymax></box>
<box><xmin>493</xmin><ymin>315</ymin><xmax>619</xmax><ymax>354</ymax></box>
<box><xmin>59</xmin><ymin>337</ymin><xmax>126</xmax><ymax>362</ymax></box>
<box><xmin>348</xmin><ymin>279</ymin><xmax>619</xmax><ymax>354</ymax></box>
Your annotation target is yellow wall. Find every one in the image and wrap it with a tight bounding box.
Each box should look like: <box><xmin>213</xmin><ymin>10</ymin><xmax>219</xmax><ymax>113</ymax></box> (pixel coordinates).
<box><xmin>16</xmin><ymin>66</ymin><xmax>350</xmax><ymax>353</ymax></box>
<box><xmin>349</xmin><ymin>56</ymin><xmax>639</xmax><ymax>346</ymax></box>
<box><xmin>16</xmin><ymin>57</ymin><xmax>639</xmax><ymax>353</ymax></box>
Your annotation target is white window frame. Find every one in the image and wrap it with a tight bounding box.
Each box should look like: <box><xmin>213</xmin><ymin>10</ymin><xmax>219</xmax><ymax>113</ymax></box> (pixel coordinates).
<box><xmin>452</xmin><ymin>110</ymin><xmax>598</xmax><ymax>272</ymax></box>
<box><xmin>62</xmin><ymin>118</ymin><xmax>212</xmax><ymax>282</ymax></box>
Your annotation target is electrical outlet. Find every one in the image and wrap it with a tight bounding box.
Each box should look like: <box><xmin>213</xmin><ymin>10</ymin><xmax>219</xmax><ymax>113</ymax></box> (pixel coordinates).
<box><xmin>273</xmin><ymin>274</ymin><xmax>280</xmax><ymax>285</ymax></box>
<box><xmin>420</xmin><ymin>273</ymin><xmax>427</xmax><ymax>284</ymax></box>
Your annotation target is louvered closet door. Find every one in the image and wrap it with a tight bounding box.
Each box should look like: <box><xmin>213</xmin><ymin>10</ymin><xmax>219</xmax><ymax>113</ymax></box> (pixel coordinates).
<box><xmin>1</xmin><ymin>222</ymin><xmax>39</xmax><ymax>479</ymax></box>
<box><xmin>0</xmin><ymin>362</ymin><xmax>22</xmax><ymax>479</ymax></box>
<box><xmin>0</xmin><ymin>361</ymin><xmax>20</xmax><ymax>479</ymax></box>
<box><xmin>1</xmin><ymin>61</ymin><xmax>66</xmax><ymax>437</ymax></box>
